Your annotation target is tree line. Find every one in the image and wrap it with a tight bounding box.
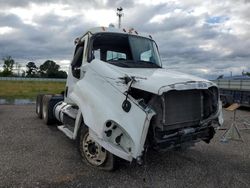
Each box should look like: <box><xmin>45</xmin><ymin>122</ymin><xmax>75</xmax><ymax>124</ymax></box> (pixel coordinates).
<box><xmin>0</xmin><ymin>56</ymin><xmax>67</xmax><ymax>78</ymax></box>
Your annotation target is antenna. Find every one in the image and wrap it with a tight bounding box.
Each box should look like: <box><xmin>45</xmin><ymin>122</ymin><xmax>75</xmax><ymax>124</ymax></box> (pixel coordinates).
<box><xmin>116</xmin><ymin>7</ymin><xmax>123</xmax><ymax>29</ymax></box>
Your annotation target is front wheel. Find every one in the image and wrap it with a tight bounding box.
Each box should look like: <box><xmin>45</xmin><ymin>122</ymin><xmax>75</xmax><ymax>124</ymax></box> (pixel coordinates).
<box><xmin>79</xmin><ymin>125</ymin><xmax>115</xmax><ymax>171</ymax></box>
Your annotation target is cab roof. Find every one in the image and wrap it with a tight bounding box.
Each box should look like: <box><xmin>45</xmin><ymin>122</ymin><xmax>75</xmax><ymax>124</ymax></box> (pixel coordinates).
<box><xmin>81</xmin><ymin>26</ymin><xmax>152</xmax><ymax>40</ymax></box>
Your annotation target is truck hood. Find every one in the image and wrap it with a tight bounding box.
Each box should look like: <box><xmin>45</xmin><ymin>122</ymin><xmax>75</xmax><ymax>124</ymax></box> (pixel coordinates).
<box><xmin>89</xmin><ymin>60</ymin><xmax>216</xmax><ymax>95</ymax></box>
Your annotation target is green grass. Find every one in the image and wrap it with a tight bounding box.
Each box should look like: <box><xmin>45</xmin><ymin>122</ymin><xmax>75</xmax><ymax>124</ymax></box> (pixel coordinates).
<box><xmin>0</xmin><ymin>80</ymin><xmax>66</xmax><ymax>99</ymax></box>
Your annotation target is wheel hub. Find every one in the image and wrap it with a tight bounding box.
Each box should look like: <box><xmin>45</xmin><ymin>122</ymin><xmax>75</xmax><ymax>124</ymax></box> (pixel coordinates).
<box><xmin>83</xmin><ymin>133</ymin><xmax>107</xmax><ymax>166</ymax></box>
<box><xmin>87</xmin><ymin>142</ymin><xmax>97</xmax><ymax>155</ymax></box>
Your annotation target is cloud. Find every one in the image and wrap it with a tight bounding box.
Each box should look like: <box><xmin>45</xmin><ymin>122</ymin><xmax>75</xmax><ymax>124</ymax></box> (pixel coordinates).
<box><xmin>0</xmin><ymin>0</ymin><xmax>135</xmax><ymax>9</ymax></box>
<box><xmin>0</xmin><ymin>0</ymin><xmax>249</xmax><ymax>78</ymax></box>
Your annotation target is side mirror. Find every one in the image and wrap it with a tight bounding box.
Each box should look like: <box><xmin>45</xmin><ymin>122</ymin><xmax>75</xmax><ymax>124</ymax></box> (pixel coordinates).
<box><xmin>71</xmin><ymin>46</ymin><xmax>84</xmax><ymax>79</ymax></box>
<box><xmin>72</xmin><ymin>68</ymin><xmax>81</xmax><ymax>79</ymax></box>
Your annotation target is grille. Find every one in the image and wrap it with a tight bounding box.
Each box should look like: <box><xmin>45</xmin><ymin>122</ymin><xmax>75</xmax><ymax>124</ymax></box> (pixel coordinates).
<box><xmin>162</xmin><ymin>90</ymin><xmax>202</xmax><ymax>130</ymax></box>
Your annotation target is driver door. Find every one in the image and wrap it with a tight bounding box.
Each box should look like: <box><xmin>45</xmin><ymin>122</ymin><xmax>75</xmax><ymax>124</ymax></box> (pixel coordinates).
<box><xmin>64</xmin><ymin>35</ymin><xmax>89</xmax><ymax>103</ymax></box>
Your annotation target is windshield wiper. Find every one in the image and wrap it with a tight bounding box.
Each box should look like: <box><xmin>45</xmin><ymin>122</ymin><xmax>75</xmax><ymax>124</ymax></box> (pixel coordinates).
<box><xmin>136</xmin><ymin>60</ymin><xmax>161</xmax><ymax>68</ymax></box>
<box><xmin>107</xmin><ymin>60</ymin><xmax>161</xmax><ymax>68</ymax></box>
<box><xmin>107</xmin><ymin>61</ymin><xmax>130</xmax><ymax>67</ymax></box>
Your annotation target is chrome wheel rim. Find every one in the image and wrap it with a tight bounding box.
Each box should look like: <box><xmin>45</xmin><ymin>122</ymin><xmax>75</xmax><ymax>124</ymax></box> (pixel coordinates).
<box><xmin>82</xmin><ymin>132</ymin><xmax>107</xmax><ymax>166</ymax></box>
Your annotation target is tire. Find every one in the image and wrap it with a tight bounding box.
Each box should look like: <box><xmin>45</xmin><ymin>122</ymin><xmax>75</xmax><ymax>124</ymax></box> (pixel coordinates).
<box><xmin>221</xmin><ymin>95</ymin><xmax>233</xmax><ymax>108</ymax></box>
<box><xmin>79</xmin><ymin>125</ymin><xmax>115</xmax><ymax>171</ymax></box>
<box><xmin>42</xmin><ymin>95</ymin><xmax>64</xmax><ymax>125</ymax></box>
<box><xmin>42</xmin><ymin>95</ymin><xmax>54</xmax><ymax>125</ymax></box>
<box><xmin>221</xmin><ymin>96</ymin><xmax>227</xmax><ymax>107</ymax></box>
<box><xmin>36</xmin><ymin>94</ymin><xmax>44</xmax><ymax>119</ymax></box>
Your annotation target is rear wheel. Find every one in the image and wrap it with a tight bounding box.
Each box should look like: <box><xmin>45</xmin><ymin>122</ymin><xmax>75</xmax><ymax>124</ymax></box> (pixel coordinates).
<box><xmin>42</xmin><ymin>95</ymin><xmax>54</xmax><ymax>125</ymax></box>
<box><xmin>79</xmin><ymin>125</ymin><xmax>115</xmax><ymax>171</ymax></box>
<box><xmin>36</xmin><ymin>94</ymin><xmax>44</xmax><ymax>119</ymax></box>
<box><xmin>42</xmin><ymin>95</ymin><xmax>64</xmax><ymax>125</ymax></box>
<box><xmin>220</xmin><ymin>94</ymin><xmax>233</xmax><ymax>108</ymax></box>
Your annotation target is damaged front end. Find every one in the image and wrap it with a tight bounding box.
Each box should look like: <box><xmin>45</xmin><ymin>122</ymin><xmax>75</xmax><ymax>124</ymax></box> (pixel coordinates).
<box><xmin>82</xmin><ymin>60</ymin><xmax>223</xmax><ymax>163</ymax></box>
<box><xmin>98</xmin><ymin>69</ymin><xmax>223</xmax><ymax>160</ymax></box>
<box><xmin>142</xmin><ymin>82</ymin><xmax>222</xmax><ymax>151</ymax></box>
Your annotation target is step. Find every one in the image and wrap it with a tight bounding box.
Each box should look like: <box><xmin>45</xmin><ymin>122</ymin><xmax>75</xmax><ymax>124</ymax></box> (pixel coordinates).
<box><xmin>58</xmin><ymin>125</ymin><xmax>74</xmax><ymax>139</ymax></box>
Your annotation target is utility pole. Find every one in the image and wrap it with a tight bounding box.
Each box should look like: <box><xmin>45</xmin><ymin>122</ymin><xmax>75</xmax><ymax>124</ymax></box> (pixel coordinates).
<box><xmin>116</xmin><ymin>7</ymin><xmax>123</xmax><ymax>29</ymax></box>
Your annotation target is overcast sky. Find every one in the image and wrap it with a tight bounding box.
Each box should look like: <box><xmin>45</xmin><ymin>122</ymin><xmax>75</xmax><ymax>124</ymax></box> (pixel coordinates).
<box><xmin>0</xmin><ymin>0</ymin><xmax>250</xmax><ymax>79</ymax></box>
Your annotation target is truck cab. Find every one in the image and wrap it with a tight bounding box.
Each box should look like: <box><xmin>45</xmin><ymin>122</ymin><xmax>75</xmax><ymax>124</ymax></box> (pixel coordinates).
<box><xmin>36</xmin><ymin>26</ymin><xmax>223</xmax><ymax>170</ymax></box>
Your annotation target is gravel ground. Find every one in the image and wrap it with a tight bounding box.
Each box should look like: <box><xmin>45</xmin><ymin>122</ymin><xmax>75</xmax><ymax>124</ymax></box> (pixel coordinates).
<box><xmin>0</xmin><ymin>104</ymin><xmax>249</xmax><ymax>188</ymax></box>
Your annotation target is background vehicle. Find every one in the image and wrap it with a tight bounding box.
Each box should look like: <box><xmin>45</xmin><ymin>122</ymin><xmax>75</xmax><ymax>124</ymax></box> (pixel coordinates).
<box><xmin>213</xmin><ymin>76</ymin><xmax>250</xmax><ymax>107</ymax></box>
<box><xmin>36</xmin><ymin>26</ymin><xmax>223</xmax><ymax>170</ymax></box>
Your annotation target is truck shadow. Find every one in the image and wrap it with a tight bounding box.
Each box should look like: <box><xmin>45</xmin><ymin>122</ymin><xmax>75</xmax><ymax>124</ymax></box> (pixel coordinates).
<box><xmin>115</xmin><ymin>146</ymin><xmax>250</xmax><ymax>187</ymax></box>
<box><xmin>116</xmin><ymin>145</ymin><xmax>250</xmax><ymax>173</ymax></box>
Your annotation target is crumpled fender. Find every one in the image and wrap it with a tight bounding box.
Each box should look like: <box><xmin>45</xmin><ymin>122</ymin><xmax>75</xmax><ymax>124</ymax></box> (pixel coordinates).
<box><xmin>68</xmin><ymin>65</ymin><xmax>153</xmax><ymax>161</ymax></box>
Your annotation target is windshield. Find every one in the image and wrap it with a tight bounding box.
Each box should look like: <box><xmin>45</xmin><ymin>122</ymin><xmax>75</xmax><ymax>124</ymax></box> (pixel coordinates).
<box><xmin>90</xmin><ymin>33</ymin><xmax>162</xmax><ymax>68</ymax></box>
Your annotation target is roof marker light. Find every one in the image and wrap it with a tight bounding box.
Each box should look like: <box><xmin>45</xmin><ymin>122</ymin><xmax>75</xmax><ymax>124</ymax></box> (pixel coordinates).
<box><xmin>128</xmin><ymin>28</ymin><xmax>134</xmax><ymax>34</ymax></box>
<box><xmin>74</xmin><ymin>37</ymin><xmax>80</xmax><ymax>45</ymax></box>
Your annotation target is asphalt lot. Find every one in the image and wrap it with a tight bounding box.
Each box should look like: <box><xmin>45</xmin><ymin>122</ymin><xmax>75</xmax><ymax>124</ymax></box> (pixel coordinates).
<box><xmin>0</xmin><ymin>104</ymin><xmax>249</xmax><ymax>188</ymax></box>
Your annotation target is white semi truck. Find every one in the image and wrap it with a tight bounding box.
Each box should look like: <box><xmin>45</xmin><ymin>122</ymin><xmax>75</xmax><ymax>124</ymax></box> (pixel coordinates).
<box><xmin>36</xmin><ymin>26</ymin><xmax>223</xmax><ymax>170</ymax></box>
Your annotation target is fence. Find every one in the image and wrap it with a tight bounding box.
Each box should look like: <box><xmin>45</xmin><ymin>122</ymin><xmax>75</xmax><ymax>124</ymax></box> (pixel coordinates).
<box><xmin>212</xmin><ymin>79</ymin><xmax>250</xmax><ymax>91</ymax></box>
<box><xmin>0</xmin><ymin>77</ymin><xmax>66</xmax><ymax>82</ymax></box>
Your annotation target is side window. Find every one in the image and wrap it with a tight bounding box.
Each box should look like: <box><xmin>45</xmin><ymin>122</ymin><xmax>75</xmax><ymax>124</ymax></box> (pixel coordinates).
<box><xmin>93</xmin><ymin>49</ymin><xmax>101</xmax><ymax>60</ymax></box>
<box><xmin>106</xmin><ymin>51</ymin><xmax>127</xmax><ymax>61</ymax></box>
<box><xmin>71</xmin><ymin>42</ymin><xmax>85</xmax><ymax>79</ymax></box>
<box><xmin>71</xmin><ymin>46</ymin><xmax>84</xmax><ymax>68</ymax></box>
